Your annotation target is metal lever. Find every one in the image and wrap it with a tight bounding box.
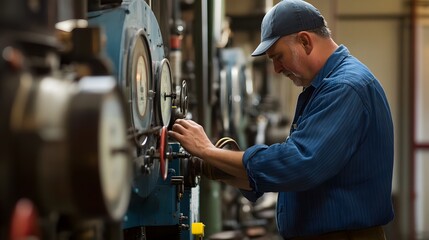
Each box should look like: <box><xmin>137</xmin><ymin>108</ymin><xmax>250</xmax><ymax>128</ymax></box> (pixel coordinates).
<box><xmin>163</xmin><ymin>92</ymin><xmax>176</xmax><ymax>100</ymax></box>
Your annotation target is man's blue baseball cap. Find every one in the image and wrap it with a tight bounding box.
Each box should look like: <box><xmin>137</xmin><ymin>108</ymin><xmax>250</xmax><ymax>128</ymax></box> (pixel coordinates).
<box><xmin>251</xmin><ymin>0</ymin><xmax>325</xmax><ymax>57</ymax></box>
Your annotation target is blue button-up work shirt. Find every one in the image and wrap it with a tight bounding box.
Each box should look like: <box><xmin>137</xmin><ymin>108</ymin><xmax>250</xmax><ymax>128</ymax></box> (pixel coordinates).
<box><xmin>242</xmin><ymin>45</ymin><xmax>394</xmax><ymax>238</ymax></box>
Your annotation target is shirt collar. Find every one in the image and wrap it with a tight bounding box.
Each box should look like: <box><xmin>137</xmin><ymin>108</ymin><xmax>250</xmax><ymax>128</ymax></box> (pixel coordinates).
<box><xmin>311</xmin><ymin>45</ymin><xmax>350</xmax><ymax>89</ymax></box>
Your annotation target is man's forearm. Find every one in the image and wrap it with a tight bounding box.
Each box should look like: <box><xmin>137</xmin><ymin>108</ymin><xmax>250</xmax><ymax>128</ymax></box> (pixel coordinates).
<box><xmin>202</xmin><ymin>147</ymin><xmax>249</xmax><ymax>183</ymax></box>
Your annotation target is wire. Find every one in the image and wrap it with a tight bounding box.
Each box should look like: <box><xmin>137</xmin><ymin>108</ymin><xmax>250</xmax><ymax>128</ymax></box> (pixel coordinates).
<box><xmin>215</xmin><ymin>137</ymin><xmax>240</xmax><ymax>151</ymax></box>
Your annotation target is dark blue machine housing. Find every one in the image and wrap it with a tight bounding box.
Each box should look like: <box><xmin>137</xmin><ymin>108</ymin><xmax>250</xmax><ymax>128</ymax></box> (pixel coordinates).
<box><xmin>124</xmin><ymin>142</ymin><xmax>200</xmax><ymax>240</ymax></box>
<box><xmin>89</xmin><ymin>0</ymin><xmax>161</xmax><ymax>201</ymax></box>
<box><xmin>88</xmin><ymin>1</ymin><xmax>201</xmax><ymax>239</ymax></box>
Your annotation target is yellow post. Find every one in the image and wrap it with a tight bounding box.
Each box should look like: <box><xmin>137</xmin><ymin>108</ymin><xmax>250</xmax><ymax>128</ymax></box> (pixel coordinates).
<box><xmin>191</xmin><ymin>222</ymin><xmax>205</xmax><ymax>240</ymax></box>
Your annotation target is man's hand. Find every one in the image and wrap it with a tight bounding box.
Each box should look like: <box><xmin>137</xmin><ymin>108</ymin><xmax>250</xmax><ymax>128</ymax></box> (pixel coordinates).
<box><xmin>168</xmin><ymin>119</ymin><xmax>215</xmax><ymax>159</ymax></box>
<box><xmin>169</xmin><ymin>119</ymin><xmax>250</xmax><ymax>190</ymax></box>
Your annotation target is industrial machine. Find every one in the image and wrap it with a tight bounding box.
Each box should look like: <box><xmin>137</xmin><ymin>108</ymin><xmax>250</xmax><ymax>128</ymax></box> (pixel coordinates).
<box><xmin>1</xmin><ymin>0</ymin><xmax>202</xmax><ymax>239</ymax></box>
<box><xmin>87</xmin><ymin>0</ymin><xmax>202</xmax><ymax>239</ymax></box>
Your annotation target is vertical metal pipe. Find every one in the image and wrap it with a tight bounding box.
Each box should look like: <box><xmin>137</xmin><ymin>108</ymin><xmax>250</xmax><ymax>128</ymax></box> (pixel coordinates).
<box><xmin>409</xmin><ymin>0</ymin><xmax>417</xmax><ymax>238</ymax></box>
<box><xmin>194</xmin><ymin>0</ymin><xmax>211</xmax><ymax>132</ymax></box>
<box><xmin>194</xmin><ymin>0</ymin><xmax>221</xmax><ymax>237</ymax></box>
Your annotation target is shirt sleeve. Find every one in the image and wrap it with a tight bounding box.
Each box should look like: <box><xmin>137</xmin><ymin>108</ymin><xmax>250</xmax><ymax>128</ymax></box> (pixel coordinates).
<box><xmin>242</xmin><ymin>82</ymin><xmax>369</xmax><ymax>193</ymax></box>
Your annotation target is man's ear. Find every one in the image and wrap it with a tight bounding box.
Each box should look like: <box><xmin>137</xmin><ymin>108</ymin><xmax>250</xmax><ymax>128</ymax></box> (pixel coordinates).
<box><xmin>298</xmin><ymin>32</ymin><xmax>313</xmax><ymax>55</ymax></box>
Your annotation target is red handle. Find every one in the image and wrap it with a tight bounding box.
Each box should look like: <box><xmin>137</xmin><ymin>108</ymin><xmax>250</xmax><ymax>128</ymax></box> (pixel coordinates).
<box><xmin>159</xmin><ymin>126</ymin><xmax>168</xmax><ymax>180</ymax></box>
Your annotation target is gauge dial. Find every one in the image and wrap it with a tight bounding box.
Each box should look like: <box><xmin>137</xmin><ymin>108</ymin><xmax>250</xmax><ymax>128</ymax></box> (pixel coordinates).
<box><xmin>126</xmin><ymin>31</ymin><xmax>160</xmax><ymax>198</ymax></box>
<box><xmin>24</xmin><ymin>76</ymin><xmax>132</xmax><ymax>221</ymax></box>
<box><xmin>129</xmin><ymin>35</ymin><xmax>152</xmax><ymax>141</ymax></box>
<box><xmin>156</xmin><ymin>59</ymin><xmax>172</xmax><ymax>127</ymax></box>
<box><xmin>99</xmin><ymin>91</ymin><xmax>131</xmax><ymax>220</ymax></box>
<box><xmin>136</xmin><ymin>55</ymin><xmax>148</xmax><ymax>118</ymax></box>
<box><xmin>65</xmin><ymin>76</ymin><xmax>132</xmax><ymax>221</ymax></box>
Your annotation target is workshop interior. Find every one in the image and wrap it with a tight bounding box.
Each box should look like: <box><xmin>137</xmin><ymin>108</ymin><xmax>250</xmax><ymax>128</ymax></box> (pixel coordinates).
<box><xmin>0</xmin><ymin>0</ymin><xmax>429</xmax><ymax>239</ymax></box>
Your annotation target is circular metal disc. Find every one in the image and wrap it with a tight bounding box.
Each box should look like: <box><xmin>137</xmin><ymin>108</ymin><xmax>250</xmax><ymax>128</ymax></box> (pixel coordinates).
<box><xmin>155</xmin><ymin>58</ymin><xmax>172</xmax><ymax>127</ymax></box>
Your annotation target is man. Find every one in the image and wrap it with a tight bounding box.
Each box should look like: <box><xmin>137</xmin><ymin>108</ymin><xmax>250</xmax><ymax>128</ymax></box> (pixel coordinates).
<box><xmin>169</xmin><ymin>0</ymin><xmax>394</xmax><ymax>239</ymax></box>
